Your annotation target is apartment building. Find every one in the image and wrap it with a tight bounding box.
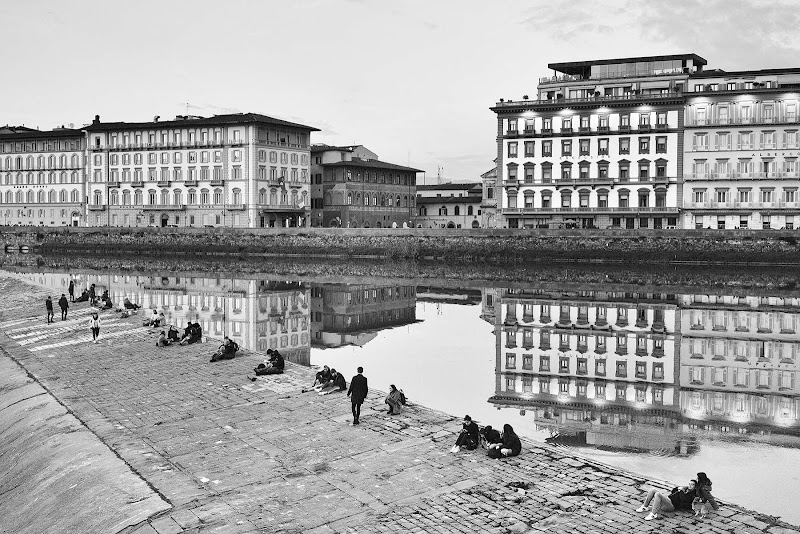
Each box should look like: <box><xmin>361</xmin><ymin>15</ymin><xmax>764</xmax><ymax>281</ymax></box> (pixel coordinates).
<box><xmin>414</xmin><ymin>182</ymin><xmax>483</xmax><ymax>228</ymax></box>
<box><xmin>0</xmin><ymin>126</ymin><xmax>86</xmax><ymax>226</ymax></box>
<box><xmin>310</xmin><ymin>144</ymin><xmax>419</xmax><ymax>228</ymax></box>
<box><xmin>491</xmin><ymin>54</ymin><xmax>703</xmax><ymax>229</ymax></box>
<box><xmin>84</xmin><ymin>113</ymin><xmax>318</xmax><ymax>228</ymax></box>
<box><xmin>683</xmin><ymin>69</ymin><xmax>800</xmax><ymax>229</ymax></box>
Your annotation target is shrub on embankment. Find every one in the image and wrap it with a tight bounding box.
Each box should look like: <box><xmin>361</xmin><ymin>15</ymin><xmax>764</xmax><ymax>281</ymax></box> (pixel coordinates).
<box><xmin>2</xmin><ymin>227</ymin><xmax>800</xmax><ymax>264</ymax></box>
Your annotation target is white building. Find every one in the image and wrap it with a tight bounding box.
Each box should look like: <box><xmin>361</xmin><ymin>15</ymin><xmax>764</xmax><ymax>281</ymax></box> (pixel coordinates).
<box><xmin>84</xmin><ymin>113</ymin><xmax>318</xmax><ymax>228</ymax></box>
<box><xmin>414</xmin><ymin>182</ymin><xmax>484</xmax><ymax>228</ymax></box>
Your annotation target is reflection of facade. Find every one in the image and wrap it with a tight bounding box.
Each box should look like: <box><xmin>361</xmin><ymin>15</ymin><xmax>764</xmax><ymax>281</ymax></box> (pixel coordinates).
<box><xmin>310</xmin><ymin>284</ymin><xmax>418</xmax><ymax>349</ymax></box>
<box><xmin>679</xmin><ymin>293</ymin><xmax>800</xmax><ymax>432</ymax></box>
<box><xmin>416</xmin><ymin>286</ymin><xmax>482</xmax><ymax>305</ymax></box>
<box><xmin>489</xmin><ymin>289</ymin><xmax>683</xmax><ymax>452</ymax></box>
<box><xmin>489</xmin><ymin>286</ymin><xmax>800</xmax><ymax>453</ymax></box>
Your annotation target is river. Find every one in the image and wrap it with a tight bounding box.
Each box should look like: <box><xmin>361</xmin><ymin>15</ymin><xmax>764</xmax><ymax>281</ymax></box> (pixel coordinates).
<box><xmin>3</xmin><ymin>264</ymin><xmax>799</xmax><ymax>523</ymax></box>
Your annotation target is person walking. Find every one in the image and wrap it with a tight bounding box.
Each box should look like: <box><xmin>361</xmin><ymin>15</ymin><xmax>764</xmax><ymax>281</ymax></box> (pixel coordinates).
<box><xmin>58</xmin><ymin>294</ymin><xmax>69</xmax><ymax>321</ymax></box>
<box><xmin>347</xmin><ymin>366</ymin><xmax>368</xmax><ymax>425</ymax></box>
<box><xmin>45</xmin><ymin>296</ymin><xmax>54</xmax><ymax>324</ymax></box>
<box><xmin>89</xmin><ymin>312</ymin><xmax>100</xmax><ymax>343</ymax></box>
<box><xmin>68</xmin><ymin>280</ymin><xmax>75</xmax><ymax>302</ymax></box>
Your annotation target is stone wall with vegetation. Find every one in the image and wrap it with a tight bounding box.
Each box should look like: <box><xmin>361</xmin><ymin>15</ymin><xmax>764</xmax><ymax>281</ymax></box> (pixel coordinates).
<box><xmin>2</xmin><ymin>227</ymin><xmax>799</xmax><ymax>264</ymax></box>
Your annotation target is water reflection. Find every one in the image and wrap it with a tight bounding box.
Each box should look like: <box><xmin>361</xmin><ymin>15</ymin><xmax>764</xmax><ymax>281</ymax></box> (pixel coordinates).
<box><xmin>491</xmin><ymin>288</ymin><xmax>800</xmax><ymax>454</ymax></box>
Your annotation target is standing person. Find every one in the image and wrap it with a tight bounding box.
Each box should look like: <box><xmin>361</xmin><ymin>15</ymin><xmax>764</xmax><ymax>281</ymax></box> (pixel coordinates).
<box><xmin>58</xmin><ymin>294</ymin><xmax>69</xmax><ymax>321</ymax></box>
<box><xmin>68</xmin><ymin>280</ymin><xmax>75</xmax><ymax>302</ymax></box>
<box><xmin>89</xmin><ymin>312</ymin><xmax>100</xmax><ymax>343</ymax></box>
<box><xmin>88</xmin><ymin>284</ymin><xmax>96</xmax><ymax>305</ymax></box>
<box><xmin>347</xmin><ymin>366</ymin><xmax>368</xmax><ymax>425</ymax></box>
<box><xmin>45</xmin><ymin>296</ymin><xmax>54</xmax><ymax>324</ymax></box>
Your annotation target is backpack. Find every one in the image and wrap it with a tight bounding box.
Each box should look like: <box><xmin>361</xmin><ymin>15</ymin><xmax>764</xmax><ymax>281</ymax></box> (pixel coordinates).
<box><xmin>399</xmin><ymin>390</ymin><xmax>407</xmax><ymax>405</ymax></box>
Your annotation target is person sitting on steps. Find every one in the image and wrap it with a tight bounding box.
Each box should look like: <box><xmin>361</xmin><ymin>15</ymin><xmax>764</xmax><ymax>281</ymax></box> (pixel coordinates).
<box><xmin>451</xmin><ymin>415</ymin><xmax>479</xmax><ymax>453</ymax></box>
<box><xmin>210</xmin><ymin>336</ymin><xmax>239</xmax><ymax>362</ymax></box>
<box><xmin>385</xmin><ymin>384</ymin><xmax>403</xmax><ymax>415</ymax></box>
<box><xmin>156</xmin><ymin>331</ymin><xmax>171</xmax><ymax>347</ymax></box>
<box><xmin>317</xmin><ymin>368</ymin><xmax>346</xmax><ymax>394</ymax></box>
<box><xmin>254</xmin><ymin>349</ymin><xmax>285</xmax><ymax>375</ymax></box>
<box><xmin>487</xmin><ymin>424</ymin><xmax>522</xmax><ymax>459</ymax></box>
<box><xmin>312</xmin><ymin>365</ymin><xmax>332</xmax><ymax>390</ymax></box>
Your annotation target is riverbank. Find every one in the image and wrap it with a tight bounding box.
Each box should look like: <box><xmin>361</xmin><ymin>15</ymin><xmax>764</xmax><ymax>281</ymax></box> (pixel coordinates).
<box><xmin>3</xmin><ymin>226</ymin><xmax>800</xmax><ymax>264</ymax></box>
<box><xmin>0</xmin><ymin>275</ymin><xmax>797</xmax><ymax>533</ymax></box>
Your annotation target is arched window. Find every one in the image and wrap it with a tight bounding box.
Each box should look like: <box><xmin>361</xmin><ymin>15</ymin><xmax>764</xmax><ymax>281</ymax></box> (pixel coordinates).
<box><xmin>372</xmin><ymin>194</ymin><xmax>377</xmax><ymax>206</ymax></box>
<box><xmin>419</xmin><ymin>206</ymin><xmax>427</xmax><ymax>216</ymax></box>
<box><xmin>355</xmin><ymin>192</ymin><xmax>361</xmax><ymax>205</ymax></box>
<box><xmin>173</xmin><ymin>189</ymin><xmax>182</xmax><ymax>206</ymax></box>
<box><xmin>37</xmin><ymin>156</ymin><xmax>45</xmax><ymax>168</ymax></box>
<box><xmin>347</xmin><ymin>192</ymin><xmax>353</xmax><ymax>205</ymax></box>
<box><xmin>26</xmin><ymin>156</ymin><xmax>33</xmax><ymax>169</ymax></box>
<box><xmin>15</xmin><ymin>191</ymin><xmax>23</xmax><ymax>203</ymax></box>
<box><xmin>109</xmin><ymin>190</ymin><xmax>118</xmax><ymax>205</ymax></box>
<box><xmin>160</xmin><ymin>189</ymin><xmax>169</xmax><ymax>205</ymax></box>
<box><xmin>60</xmin><ymin>171</ymin><xmax>67</xmax><ymax>184</ymax></box>
<box><xmin>301</xmin><ymin>191</ymin><xmax>308</xmax><ymax>206</ymax></box>
<box><xmin>324</xmin><ymin>192</ymin><xmax>332</xmax><ymax>206</ymax></box>
<box><xmin>48</xmin><ymin>172</ymin><xmax>55</xmax><ymax>184</ymax></box>
<box><xmin>38</xmin><ymin>172</ymin><xmax>44</xmax><ymax>184</ymax></box>
<box><xmin>16</xmin><ymin>173</ymin><xmax>22</xmax><ymax>184</ymax></box>
<box><xmin>213</xmin><ymin>189</ymin><xmax>222</xmax><ymax>204</ymax></box>
<box><xmin>37</xmin><ymin>190</ymin><xmax>45</xmax><ymax>203</ymax></box>
<box><xmin>59</xmin><ymin>190</ymin><xmax>67</xmax><ymax>203</ymax></box>
<box><xmin>60</xmin><ymin>155</ymin><xmax>67</xmax><ymax>168</ymax></box>
<box><xmin>270</xmin><ymin>189</ymin><xmax>277</xmax><ymax>205</ymax></box>
<box><xmin>26</xmin><ymin>173</ymin><xmax>33</xmax><ymax>184</ymax></box>
<box><xmin>403</xmin><ymin>195</ymin><xmax>408</xmax><ymax>207</ymax></box>
<box><xmin>454</xmin><ymin>206</ymin><xmax>460</xmax><ymax>216</ymax></box>
<box><xmin>363</xmin><ymin>192</ymin><xmax>369</xmax><ymax>206</ymax></box>
<box><xmin>26</xmin><ymin>190</ymin><xmax>34</xmax><ymax>203</ymax></box>
<box><xmin>380</xmin><ymin>194</ymin><xmax>386</xmax><ymax>207</ymax></box>
<box><xmin>71</xmin><ymin>172</ymin><xmax>78</xmax><ymax>183</ymax></box>
<box><xmin>396</xmin><ymin>195</ymin><xmax>401</xmax><ymax>207</ymax></box>
<box><xmin>187</xmin><ymin>189</ymin><xmax>196</xmax><ymax>205</ymax></box>
<box><xmin>259</xmin><ymin>188</ymin><xmax>267</xmax><ymax>204</ymax></box>
<box><xmin>71</xmin><ymin>154</ymin><xmax>79</xmax><ymax>167</ymax></box>
<box><xmin>134</xmin><ymin>190</ymin><xmax>143</xmax><ymax>205</ymax></box>
<box><xmin>48</xmin><ymin>155</ymin><xmax>55</xmax><ymax>168</ymax></box>
<box><xmin>232</xmin><ymin>188</ymin><xmax>241</xmax><ymax>204</ymax></box>
<box><xmin>467</xmin><ymin>205</ymin><xmax>473</xmax><ymax>215</ymax></box>
<box><xmin>148</xmin><ymin>189</ymin><xmax>157</xmax><ymax>204</ymax></box>
<box><xmin>93</xmin><ymin>190</ymin><xmax>102</xmax><ymax>205</ymax></box>
<box><xmin>439</xmin><ymin>206</ymin><xmax>447</xmax><ymax>216</ymax></box>
<box><xmin>48</xmin><ymin>190</ymin><xmax>56</xmax><ymax>203</ymax></box>
<box><xmin>71</xmin><ymin>189</ymin><xmax>79</xmax><ymax>203</ymax></box>
<box><xmin>291</xmin><ymin>190</ymin><xmax>298</xmax><ymax>206</ymax></box>
<box><xmin>122</xmin><ymin>190</ymin><xmax>131</xmax><ymax>205</ymax></box>
<box><xmin>5</xmin><ymin>191</ymin><xmax>12</xmax><ymax>203</ymax></box>
<box><xmin>4</xmin><ymin>174</ymin><xmax>9</xmax><ymax>185</ymax></box>
<box><xmin>200</xmin><ymin>189</ymin><xmax>209</xmax><ymax>204</ymax></box>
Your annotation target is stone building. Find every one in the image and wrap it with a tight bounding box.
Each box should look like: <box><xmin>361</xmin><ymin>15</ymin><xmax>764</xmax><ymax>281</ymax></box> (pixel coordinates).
<box><xmin>682</xmin><ymin>68</ymin><xmax>800</xmax><ymax>229</ymax></box>
<box><xmin>0</xmin><ymin>125</ymin><xmax>86</xmax><ymax>226</ymax></box>
<box><xmin>492</xmin><ymin>54</ymin><xmax>703</xmax><ymax>229</ymax></box>
<box><xmin>480</xmin><ymin>167</ymin><xmax>499</xmax><ymax>228</ymax></box>
<box><xmin>309</xmin><ymin>144</ymin><xmax>419</xmax><ymax>228</ymax></box>
<box><xmin>83</xmin><ymin>113</ymin><xmax>318</xmax><ymax>228</ymax></box>
<box><xmin>414</xmin><ymin>182</ymin><xmax>484</xmax><ymax>228</ymax></box>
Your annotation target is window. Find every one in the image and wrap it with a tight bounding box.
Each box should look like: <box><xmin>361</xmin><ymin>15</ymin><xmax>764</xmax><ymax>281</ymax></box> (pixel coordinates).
<box><xmin>761</xmin><ymin>189</ymin><xmax>774</xmax><ymax>203</ymax></box>
<box><xmin>598</xmin><ymin>138</ymin><xmax>609</xmax><ymax>155</ymax></box>
<box><xmin>639</xmin><ymin>113</ymin><xmax>650</xmax><ymax>127</ymax></box>
<box><xmin>598</xmin><ymin>192</ymin><xmax>608</xmax><ymax>207</ymax></box>
<box><xmin>507</xmin><ymin>118</ymin><xmax>518</xmax><ymax>132</ymax></box>
<box><xmin>619</xmin><ymin>191</ymin><xmax>629</xmax><ymax>208</ymax></box>
<box><xmin>524</xmin><ymin>165</ymin><xmax>535</xmax><ymax>183</ymax></box>
<box><xmin>561</xmin><ymin>140</ymin><xmax>572</xmax><ymax>156</ymax></box>
<box><xmin>655</xmin><ymin>137</ymin><xmax>667</xmax><ymax>153</ymax></box>
<box><xmin>507</xmin><ymin>142</ymin><xmax>517</xmax><ymax>158</ymax></box>
<box><xmin>619</xmin><ymin>138</ymin><xmax>630</xmax><ymax>154</ymax></box>
<box><xmin>561</xmin><ymin>164</ymin><xmax>572</xmax><ymax>181</ymax></box>
<box><xmin>599</xmin><ymin>115</ymin><xmax>609</xmax><ymax>130</ymax></box>
<box><xmin>561</xmin><ymin>117</ymin><xmax>572</xmax><ymax>132</ymax></box>
<box><xmin>656</xmin><ymin>112</ymin><xmax>667</xmax><ymax>126</ymax></box>
<box><xmin>619</xmin><ymin>162</ymin><xmax>629</xmax><ymax>181</ymax></box>
<box><xmin>716</xmin><ymin>189</ymin><xmax>728</xmax><ymax>203</ymax></box>
<box><xmin>543</xmin><ymin>118</ymin><xmax>552</xmax><ymax>132</ymax></box>
<box><xmin>639</xmin><ymin>162</ymin><xmax>649</xmax><ymax>179</ymax></box>
<box><xmin>639</xmin><ymin>138</ymin><xmax>650</xmax><ymax>153</ymax></box>
<box><xmin>620</xmin><ymin>114</ymin><xmax>630</xmax><ymax>128</ymax></box>
<box><xmin>542</xmin><ymin>141</ymin><xmax>552</xmax><ymax>157</ymax></box>
<box><xmin>579</xmin><ymin>139</ymin><xmax>590</xmax><ymax>155</ymax></box>
<box><xmin>542</xmin><ymin>165</ymin><xmax>552</xmax><ymax>184</ymax></box>
<box><xmin>579</xmin><ymin>163</ymin><xmax>589</xmax><ymax>180</ymax></box>
<box><xmin>524</xmin><ymin>141</ymin><xmax>534</xmax><ymax>157</ymax></box>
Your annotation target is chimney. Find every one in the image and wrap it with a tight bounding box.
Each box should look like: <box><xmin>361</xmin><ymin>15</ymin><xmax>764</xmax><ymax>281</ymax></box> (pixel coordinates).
<box><xmin>93</xmin><ymin>115</ymin><xmax>100</xmax><ymax>125</ymax></box>
<box><xmin>154</xmin><ymin>115</ymin><xmax>160</xmax><ymax>122</ymax></box>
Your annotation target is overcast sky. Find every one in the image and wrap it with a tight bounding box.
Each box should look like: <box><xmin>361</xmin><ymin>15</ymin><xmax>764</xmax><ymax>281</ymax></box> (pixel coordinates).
<box><xmin>2</xmin><ymin>0</ymin><xmax>799</xmax><ymax>181</ymax></box>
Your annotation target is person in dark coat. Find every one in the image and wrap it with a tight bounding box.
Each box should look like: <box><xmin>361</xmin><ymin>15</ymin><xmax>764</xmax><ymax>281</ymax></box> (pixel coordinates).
<box><xmin>347</xmin><ymin>366</ymin><xmax>368</xmax><ymax>425</ymax></box>
<box><xmin>254</xmin><ymin>349</ymin><xmax>285</xmax><ymax>375</ymax></box>
<box><xmin>88</xmin><ymin>284</ymin><xmax>96</xmax><ymax>305</ymax></box>
<box><xmin>58</xmin><ymin>294</ymin><xmax>69</xmax><ymax>320</ymax></box>
<box><xmin>68</xmin><ymin>280</ymin><xmax>75</xmax><ymax>302</ymax></box>
<box><xmin>636</xmin><ymin>479</ymin><xmax>700</xmax><ymax>520</ymax></box>
<box><xmin>487</xmin><ymin>424</ymin><xmax>522</xmax><ymax>459</ymax></box>
<box><xmin>318</xmin><ymin>369</ymin><xmax>346</xmax><ymax>394</ymax></box>
<box><xmin>45</xmin><ymin>296</ymin><xmax>54</xmax><ymax>324</ymax></box>
<box><xmin>480</xmin><ymin>425</ymin><xmax>502</xmax><ymax>449</ymax></box>
<box><xmin>451</xmin><ymin>415</ymin><xmax>479</xmax><ymax>452</ymax></box>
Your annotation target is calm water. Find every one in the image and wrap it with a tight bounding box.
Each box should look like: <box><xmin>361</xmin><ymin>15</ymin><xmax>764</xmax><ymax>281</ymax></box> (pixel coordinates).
<box><xmin>5</xmin><ymin>268</ymin><xmax>800</xmax><ymax>524</ymax></box>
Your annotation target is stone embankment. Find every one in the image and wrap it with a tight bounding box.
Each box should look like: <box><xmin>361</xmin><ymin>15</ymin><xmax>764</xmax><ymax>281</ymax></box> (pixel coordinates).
<box><xmin>1</xmin><ymin>274</ymin><xmax>799</xmax><ymax>533</ymax></box>
<box><xmin>2</xmin><ymin>226</ymin><xmax>800</xmax><ymax>264</ymax></box>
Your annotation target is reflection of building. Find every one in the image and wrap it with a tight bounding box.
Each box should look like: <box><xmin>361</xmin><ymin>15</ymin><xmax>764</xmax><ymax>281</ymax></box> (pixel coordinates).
<box><xmin>309</xmin><ymin>144</ymin><xmax>420</xmax><ymax>228</ymax></box>
<box><xmin>414</xmin><ymin>182</ymin><xmax>484</xmax><ymax>229</ymax></box>
<box><xmin>679</xmin><ymin>293</ymin><xmax>800</xmax><ymax>432</ymax></box>
<box><xmin>84</xmin><ymin>113</ymin><xmax>318</xmax><ymax>228</ymax></box>
<box><xmin>490</xmin><ymin>288</ymin><xmax>688</xmax><ymax>453</ymax></box>
<box><xmin>310</xmin><ymin>284</ymin><xmax>418</xmax><ymax>349</ymax></box>
<box><xmin>0</xmin><ymin>126</ymin><xmax>86</xmax><ymax>226</ymax></box>
<box><xmin>416</xmin><ymin>286</ymin><xmax>482</xmax><ymax>305</ymax></box>
<box><xmin>480</xmin><ymin>288</ymin><xmax>498</xmax><ymax>325</ymax></box>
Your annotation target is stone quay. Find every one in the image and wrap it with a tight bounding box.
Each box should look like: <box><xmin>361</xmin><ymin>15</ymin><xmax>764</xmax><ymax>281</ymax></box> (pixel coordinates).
<box><xmin>0</xmin><ymin>275</ymin><xmax>797</xmax><ymax>534</ymax></box>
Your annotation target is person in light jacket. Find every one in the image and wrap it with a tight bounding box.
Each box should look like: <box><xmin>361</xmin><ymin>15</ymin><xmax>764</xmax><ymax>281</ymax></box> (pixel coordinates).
<box><xmin>89</xmin><ymin>312</ymin><xmax>101</xmax><ymax>343</ymax></box>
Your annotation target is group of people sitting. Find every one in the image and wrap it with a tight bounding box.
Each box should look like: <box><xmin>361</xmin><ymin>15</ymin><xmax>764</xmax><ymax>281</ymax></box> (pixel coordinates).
<box><xmin>253</xmin><ymin>349</ymin><xmax>285</xmax><ymax>375</ymax></box>
<box><xmin>74</xmin><ymin>284</ymin><xmax>113</xmax><ymax>309</ymax></box>
<box><xmin>179</xmin><ymin>321</ymin><xmax>203</xmax><ymax>345</ymax></box>
<box><xmin>156</xmin><ymin>325</ymin><xmax>182</xmax><ymax>347</ymax></box>
<box><xmin>148</xmin><ymin>309</ymin><xmax>167</xmax><ymax>328</ymax></box>
<box><xmin>450</xmin><ymin>415</ymin><xmax>522</xmax><ymax>459</ymax></box>
<box><xmin>308</xmin><ymin>365</ymin><xmax>347</xmax><ymax>394</ymax></box>
<box><xmin>636</xmin><ymin>472</ymin><xmax>718</xmax><ymax>520</ymax></box>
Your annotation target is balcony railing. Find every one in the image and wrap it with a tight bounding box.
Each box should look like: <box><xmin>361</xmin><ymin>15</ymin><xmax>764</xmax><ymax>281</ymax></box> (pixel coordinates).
<box><xmin>686</xmin><ymin>116</ymin><xmax>800</xmax><ymax>127</ymax></box>
<box><xmin>226</xmin><ymin>204</ymin><xmax>246</xmax><ymax>211</ymax></box>
<box><xmin>503</xmin><ymin>206</ymin><xmax>679</xmax><ymax>214</ymax></box>
<box><xmin>210</xmin><ymin>179</ymin><xmax>225</xmax><ymax>186</ymax></box>
<box><xmin>157</xmin><ymin>180</ymin><xmax>171</xmax><ymax>187</ymax></box>
<box><xmin>684</xmin><ymin>171</ymin><xmax>800</xmax><ymax>180</ymax></box>
<box><xmin>142</xmin><ymin>204</ymin><xmax>185</xmax><ymax>211</ymax></box>
<box><xmin>183</xmin><ymin>180</ymin><xmax>198</xmax><ymax>187</ymax></box>
<box><xmin>106</xmin><ymin>181</ymin><xmax>120</xmax><ymax>188</ymax></box>
<box><xmin>131</xmin><ymin>181</ymin><xmax>144</xmax><ymax>187</ymax></box>
<box><xmin>87</xmin><ymin>204</ymin><xmax>106</xmax><ymax>211</ymax></box>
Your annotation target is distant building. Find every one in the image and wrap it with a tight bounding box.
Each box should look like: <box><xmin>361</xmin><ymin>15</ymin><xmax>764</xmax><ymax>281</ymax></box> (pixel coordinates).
<box><xmin>84</xmin><ymin>113</ymin><xmax>319</xmax><ymax>228</ymax></box>
<box><xmin>414</xmin><ymin>182</ymin><xmax>483</xmax><ymax>228</ymax></box>
<box><xmin>0</xmin><ymin>125</ymin><xmax>86</xmax><ymax>226</ymax></box>
<box><xmin>480</xmin><ymin>167</ymin><xmax>498</xmax><ymax>228</ymax></box>
<box><xmin>310</xmin><ymin>144</ymin><xmax>419</xmax><ymax>228</ymax></box>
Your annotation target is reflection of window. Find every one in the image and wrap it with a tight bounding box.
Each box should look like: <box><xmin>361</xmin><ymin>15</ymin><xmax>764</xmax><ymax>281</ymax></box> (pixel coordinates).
<box><xmin>522</xmin><ymin>354</ymin><xmax>533</xmax><ymax>370</ymax></box>
<box><xmin>595</xmin><ymin>382</ymin><xmax>606</xmax><ymax>398</ymax></box>
<box><xmin>539</xmin><ymin>378</ymin><xmax>550</xmax><ymax>394</ymax></box>
<box><xmin>690</xmin><ymin>366</ymin><xmax>705</xmax><ymax>384</ymax></box>
<box><xmin>559</xmin><ymin>357</ymin><xmax>569</xmax><ymax>373</ymax></box>
<box><xmin>653</xmin><ymin>362</ymin><xmax>664</xmax><ymax>380</ymax></box>
<box><xmin>505</xmin><ymin>376</ymin><xmax>516</xmax><ymax>391</ymax></box>
<box><xmin>595</xmin><ymin>359</ymin><xmax>606</xmax><ymax>376</ymax></box>
<box><xmin>734</xmin><ymin>368</ymin><xmax>749</xmax><ymax>387</ymax></box>
<box><xmin>540</xmin><ymin>356</ymin><xmax>550</xmax><ymax>372</ymax></box>
<box><xmin>505</xmin><ymin>353</ymin><xmax>516</xmax><ymax>369</ymax></box>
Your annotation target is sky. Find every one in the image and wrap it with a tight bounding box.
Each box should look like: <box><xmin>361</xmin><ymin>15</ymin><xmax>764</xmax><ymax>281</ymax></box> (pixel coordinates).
<box><xmin>2</xmin><ymin>0</ymin><xmax>800</xmax><ymax>182</ymax></box>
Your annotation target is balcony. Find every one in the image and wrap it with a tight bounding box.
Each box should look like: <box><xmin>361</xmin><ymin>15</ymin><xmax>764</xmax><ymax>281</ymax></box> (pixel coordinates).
<box><xmin>503</xmin><ymin>179</ymin><xmax>520</xmax><ymax>187</ymax></box>
<box><xmin>495</xmin><ymin>91</ymin><xmax>684</xmax><ymax>107</ymax></box>
<box><xmin>226</xmin><ymin>204</ymin><xmax>246</xmax><ymax>211</ymax></box>
<box><xmin>184</xmin><ymin>180</ymin><xmax>198</xmax><ymax>187</ymax></box>
<box><xmin>503</xmin><ymin>206</ymin><xmax>680</xmax><ymax>215</ymax></box>
<box><xmin>655</xmin><ymin>123</ymin><xmax>668</xmax><ymax>130</ymax></box>
<box><xmin>107</xmin><ymin>181</ymin><xmax>120</xmax><ymax>188</ymax></box>
<box><xmin>637</xmin><ymin>124</ymin><xmax>652</xmax><ymax>132</ymax></box>
<box><xmin>88</xmin><ymin>204</ymin><xmax>106</xmax><ymax>211</ymax></box>
<box><xmin>142</xmin><ymin>204</ymin><xmax>185</xmax><ymax>211</ymax></box>
<box><xmin>619</xmin><ymin>125</ymin><xmax>631</xmax><ymax>132</ymax></box>
<box><xmin>560</xmin><ymin>127</ymin><xmax>573</xmax><ymax>134</ymax></box>
<box><xmin>210</xmin><ymin>179</ymin><xmax>225</xmax><ymax>186</ymax></box>
<box><xmin>579</xmin><ymin>127</ymin><xmax>590</xmax><ymax>133</ymax></box>
<box><xmin>686</xmin><ymin>115</ymin><xmax>800</xmax><ymax>127</ymax></box>
<box><xmin>131</xmin><ymin>181</ymin><xmax>145</xmax><ymax>187</ymax></box>
<box><xmin>506</xmin><ymin>130</ymin><xmax>519</xmax><ymax>137</ymax></box>
<box><xmin>523</xmin><ymin>128</ymin><xmax>535</xmax><ymax>135</ymax></box>
<box><xmin>542</xmin><ymin>128</ymin><xmax>553</xmax><ymax>135</ymax></box>
<box><xmin>157</xmin><ymin>180</ymin><xmax>171</xmax><ymax>187</ymax></box>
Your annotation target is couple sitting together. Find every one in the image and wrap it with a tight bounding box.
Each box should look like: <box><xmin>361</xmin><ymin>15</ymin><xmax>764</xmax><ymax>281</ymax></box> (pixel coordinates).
<box><xmin>310</xmin><ymin>365</ymin><xmax>346</xmax><ymax>394</ymax></box>
<box><xmin>450</xmin><ymin>415</ymin><xmax>522</xmax><ymax>459</ymax></box>
<box><xmin>636</xmin><ymin>472</ymin><xmax>718</xmax><ymax>520</ymax></box>
<box><xmin>179</xmin><ymin>321</ymin><xmax>203</xmax><ymax>345</ymax></box>
<box><xmin>156</xmin><ymin>326</ymin><xmax>181</xmax><ymax>347</ymax></box>
<box><xmin>210</xmin><ymin>336</ymin><xmax>239</xmax><ymax>362</ymax></box>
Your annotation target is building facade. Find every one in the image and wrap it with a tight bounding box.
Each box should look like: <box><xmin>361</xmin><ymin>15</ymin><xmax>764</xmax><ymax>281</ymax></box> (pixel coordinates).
<box><xmin>480</xmin><ymin>167</ymin><xmax>499</xmax><ymax>228</ymax></box>
<box><xmin>84</xmin><ymin>113</ymin><xmax>318</xmax><ymax>228</ymax></box>
<box><xmin>414</xmin><ymin>182</ymin><xmax>483</xmax><ymax>228</ymax></box>
<box><xmin>310</xmin><ymin>144</ymin><xmax>419</xmax><ymax>228</ymax></box>
<box><xmin>683</xmin><ymin>69</ymin><xmax>800</xmax><ymax>229</ymax></box>
<box><xmin>0</xmin><ymin>126</ymin><xmax>86</xmax><ymax>226</ymax></box>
